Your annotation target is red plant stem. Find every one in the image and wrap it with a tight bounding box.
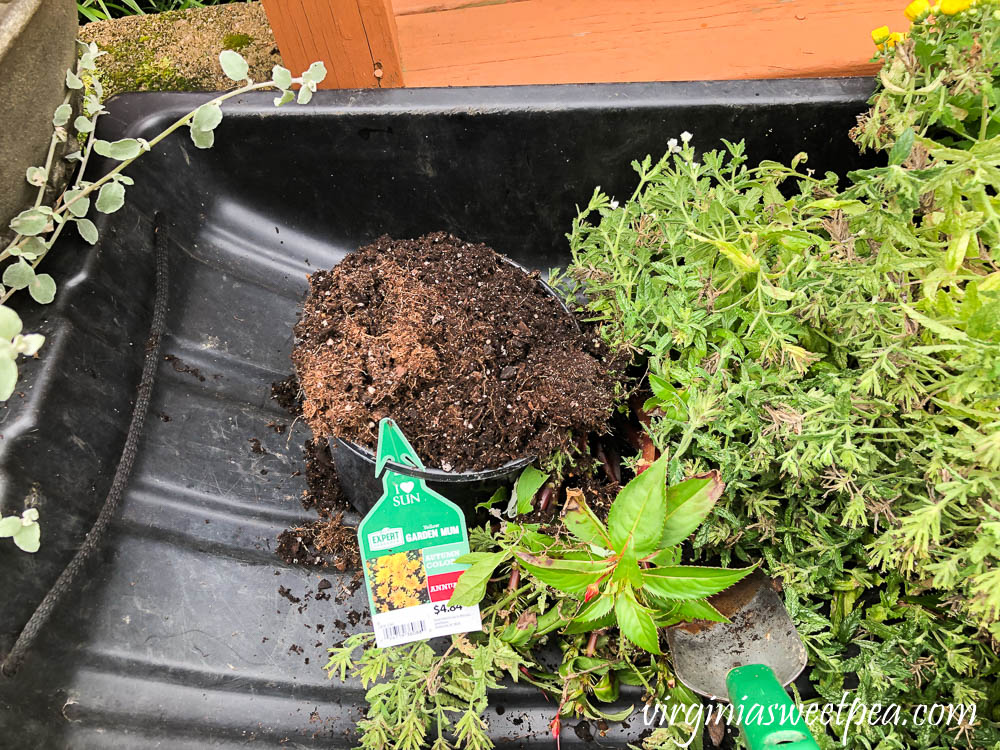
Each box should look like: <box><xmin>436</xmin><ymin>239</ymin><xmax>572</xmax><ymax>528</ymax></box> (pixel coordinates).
<box><xmin>605</xmin><ymin>444</ymin><xmax>621</xmax><ymax>484</ymax></box>
<box><xmin>585</xmin><ymin>631</ymin><xmax>599</xmax><ymax>657</ymax></box>
<box><xmin>538</xmin><ymin>486</ymin><xmax>555</xmax><ymax>512</ymax></box>
<box><xmin>595</xmin><ymin>442</ymin><xmax>617</xmax><ymax>484</ymax></box>
<box><xmin>507</xmin><ymin>563</ymin><xmax>520</xmax><ymax>591</ymax></box>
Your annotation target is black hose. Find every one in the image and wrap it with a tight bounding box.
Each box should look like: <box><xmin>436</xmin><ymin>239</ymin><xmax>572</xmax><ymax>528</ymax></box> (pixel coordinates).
<box><xmin>2</xmin><ymin>213</ymin><xmax>169</xmax><ymax>677</ymax></box>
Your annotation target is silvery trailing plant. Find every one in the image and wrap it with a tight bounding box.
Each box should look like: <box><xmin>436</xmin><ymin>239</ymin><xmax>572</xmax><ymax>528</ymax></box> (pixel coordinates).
<box><xmin>0</xmin><ymin>508</ymin><xmax>40</xmax><ymax>554</ymax></box>
<box><xmin>0</xmin><ymin>44</ymin><xmax>327</xmax><ymax>557</ymax></box>
<box><xmin>0</xmin><ymin>43</ymin><xmax>327</xmax><ymax>404</ymax></box>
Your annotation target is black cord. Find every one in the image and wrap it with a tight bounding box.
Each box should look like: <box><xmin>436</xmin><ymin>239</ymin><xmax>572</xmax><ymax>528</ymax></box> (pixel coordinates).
<box><xmin>2</xmin><ymin>213</ymin><xmax>169</xmax><ymax>677</ymax></box>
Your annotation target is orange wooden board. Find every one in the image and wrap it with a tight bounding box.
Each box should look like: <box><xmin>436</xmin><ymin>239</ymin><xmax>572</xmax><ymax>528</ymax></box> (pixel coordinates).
<box><xmin>262</xmin><ymin>0</ymin><xmax>403</xmax><ymax>88</ymax></box>
<box><xmin>393</xmin><ymin>0</ymin><xmax>907</xmax><ymax>87</ymax></box>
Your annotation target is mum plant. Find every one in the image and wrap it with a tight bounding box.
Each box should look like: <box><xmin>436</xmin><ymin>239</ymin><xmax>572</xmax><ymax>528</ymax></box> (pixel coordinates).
<box><xmin>327</xmin><ymin>458</ymin><xmax>749</xmax><ymax>749</ymax></box>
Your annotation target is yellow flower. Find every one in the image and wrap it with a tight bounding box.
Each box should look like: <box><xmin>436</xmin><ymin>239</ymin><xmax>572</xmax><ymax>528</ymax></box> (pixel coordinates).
<box><xmin>887</xmin><ymin>31</ymin><xmax>906</xmax><ymax>48</ymax></box>
<box><xmin>905</xmin><ymin>0</ymin><xmax>930</xmax><ymax>19</ymax></box>
<box><xmin>871</xmin><ymin>25</ymin><xmax>892</xmax><ymax>44</ymax></box>
<box><xmin>390</xmin><ymin>590</ymin><xmax>413</xmax><ymax>609</ymax></box>
<box><xmin>939</xmin><ymin>0</ymin><xmax>972</xmax><ymax>12</ymax></box>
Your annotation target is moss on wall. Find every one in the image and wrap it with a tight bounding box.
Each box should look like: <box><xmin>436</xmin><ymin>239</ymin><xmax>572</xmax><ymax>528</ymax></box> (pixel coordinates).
<box><xmin>79</xmin><ymin>2</ymin><xmax>280</xmax><ymax>97</ymax></box>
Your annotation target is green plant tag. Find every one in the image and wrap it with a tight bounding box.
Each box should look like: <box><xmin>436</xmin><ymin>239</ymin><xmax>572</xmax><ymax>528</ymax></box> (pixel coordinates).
<box><xmin>357</xmin><ymin>419</ymin><xmax>482</xmax><ymax>648</ymax></box>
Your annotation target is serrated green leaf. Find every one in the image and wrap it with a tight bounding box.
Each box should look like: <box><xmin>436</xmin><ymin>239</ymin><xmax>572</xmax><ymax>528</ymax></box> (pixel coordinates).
<box><xmin>673</xmin><ymin>598</ymin><xmax>728</xmax><ymax>623</ymax></box>
<box><xmin>607</xmin><ymin>453</ymin><xmax>667</xmax><ymax>556</ymax></box>
<box><xmin>573</xmin><ymin>591</ymin><xmax>615</xmax><ymax>623</ymax></box>
<box><xmin>966</xmin><ymin>300</ymin><xmax>1000</xmax><ymax>341</ymax></box>
<box><xmin>95</xmin><ymin>182</ymin><xmax>125</xmax><ymax>214</ymax></box>
<box><xmin>659</xmin><ymin>471</ymin><xmax>725</xmax><ymax>548</ymax></box>
<box><xmin>641</xmin><ymin>565</ymin><xmax>753</xmax><ymax>601</ymax></box>
<box><xmin>219</xmin><ymin>50</ymin><xmax>249</xmax><ymax>81</ymax></box>
<box><xmin>563</xmin><ymin>609</ymin><xmax>615</xmax><ymax>634</ymax></box>
<box><xmin>889</xmin><ymin>128</ymin><xmax>915</xmax><ymax>166</ymax></box>
<box><xmin>515</xmin><ymin>551</ymin><xmax>612</xmax><ymax>599</ymax></box>
<box><xmin>615</xmin><ymin>587</ymin><xmax>661</xmax><ymax>653</ymax></box>
<box><xmin>3</xmin><ymin>260</ymin><xmax>35</xmax><ymax>290</ymax></box>
<box><xmin>587</xmin><ymin>703</ymin><xmax>634</xmax><ymax>722</ymax></box>
<box><xmin>510</xmin><ymin>465</ymin><xmax>548</xmax><ymax>516</ymax></box>
<box><xmin>66</xmin><ymin>69</ymin><xmax>83</xmax><ymax>89</ymax></box>
<box><xmin>562</xmin><ymin>489</ymin><xmax>612</xmax><ymax>548</ymax></box>
<box><xmin>448</xmin><ymin>551</ymin><xmax>505</xmax><ymax>607</ymax></box>
<box><xmin>28</xmin><ymin>274</ymin><xmax>56</xmax><ymax>304</ymax></box>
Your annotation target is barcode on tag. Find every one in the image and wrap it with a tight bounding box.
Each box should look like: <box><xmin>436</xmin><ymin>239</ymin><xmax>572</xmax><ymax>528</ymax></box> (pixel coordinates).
<box><xmin>380</xmin><ymin>619</ymin><xmax>426</xmax><ymax>642</ymax></box>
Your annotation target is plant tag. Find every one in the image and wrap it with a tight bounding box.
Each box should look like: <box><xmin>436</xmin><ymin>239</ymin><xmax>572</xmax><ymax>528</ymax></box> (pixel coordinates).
<box><xmin>357</xmin><ymin>419</ymin><xmax>482</xmax><ymax>648</ymax></box>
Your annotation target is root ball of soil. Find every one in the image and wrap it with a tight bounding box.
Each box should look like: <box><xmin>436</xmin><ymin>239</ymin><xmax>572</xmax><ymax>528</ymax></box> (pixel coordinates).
<box><xmin>292</xmin><ymin>232</ymin><xmax>618</xmax><ymax>471</ymax></box>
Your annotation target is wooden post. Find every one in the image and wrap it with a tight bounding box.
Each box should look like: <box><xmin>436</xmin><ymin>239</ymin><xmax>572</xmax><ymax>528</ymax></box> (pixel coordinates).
<box><xmin>260</xmin><ymin>0</ymin><xmax>404</xmax><ymax>89</ymax></box>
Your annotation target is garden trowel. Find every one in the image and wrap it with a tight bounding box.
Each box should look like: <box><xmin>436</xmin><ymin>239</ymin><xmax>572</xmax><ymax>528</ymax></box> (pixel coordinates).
<box><xmin>666</xmin><ymin>570</ymin><xmax>821</xmax><ymax>750</ymax></box>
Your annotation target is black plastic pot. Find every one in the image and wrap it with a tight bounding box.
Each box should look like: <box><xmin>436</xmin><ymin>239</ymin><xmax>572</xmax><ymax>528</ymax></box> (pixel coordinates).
<box><xmin>331</xmin><ymin>256</ymin><xmax>575</xmax><ymax>515</ymax></box>
<box><xmin>0</xmin><ymin>80</ymin><xmax>874</xmax><ymax>747</ymax></box>
<box><xmin>332</xmin><ymin>437</ymin><xmax>532</xmax><ymax>514</ymax></box>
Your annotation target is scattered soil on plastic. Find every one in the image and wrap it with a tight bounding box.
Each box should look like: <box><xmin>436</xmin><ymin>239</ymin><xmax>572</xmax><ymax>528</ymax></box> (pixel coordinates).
<box><xmin>271</xmin><ymin>374</ymin><xmax>301</xmax><ymax>414</ymax></box>
<box><xmin>271</xmin><ymin>384</ymin><xmax>361</xmax><ymax>571</ymax></box>
<box><xmin>164</xmin><ymin>354</ymin><xmax>206</xmax><ymax>381</ymax></box>
<box><xmin>276</xmin><ymin>512</ymin><xmax>360</xmax><ymax>571</ymax></box>
<box><xmin>292</xmin><ymin>232</ymin><xmax>619</xmax><ymax>472</ymax></box>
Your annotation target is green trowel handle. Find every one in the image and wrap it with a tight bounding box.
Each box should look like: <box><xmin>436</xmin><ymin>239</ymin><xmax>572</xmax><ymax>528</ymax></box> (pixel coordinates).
<box><xmin>726</xmin><ymin>665</ymin><xmax>821</xmax><ymax>750</ymax></box>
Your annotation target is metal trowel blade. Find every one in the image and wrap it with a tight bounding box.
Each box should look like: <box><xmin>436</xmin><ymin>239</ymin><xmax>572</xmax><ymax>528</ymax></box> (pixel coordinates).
<box><xmin>665</xmin><ymin>571</ymin><xmax>807</xmax><ymax>702</ymax></box>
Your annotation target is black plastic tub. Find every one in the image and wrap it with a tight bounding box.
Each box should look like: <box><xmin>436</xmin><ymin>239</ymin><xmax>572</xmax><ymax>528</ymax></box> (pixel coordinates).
<box><xmin>0</xmin><ymin>80</ymin><xmax>873</xmax><ymax>748</ymax></box>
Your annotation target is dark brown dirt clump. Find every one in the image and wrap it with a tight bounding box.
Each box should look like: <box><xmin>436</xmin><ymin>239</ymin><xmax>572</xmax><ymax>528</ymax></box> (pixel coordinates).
<box><xmin>291</xmin><ymin>232</ymin><xmax>618</xmax><ymax>472</ymax></box>
<box><xmin>276</xmin><ymin>512</ymin><xmax>360</xmax><ymax>571</ymax></box>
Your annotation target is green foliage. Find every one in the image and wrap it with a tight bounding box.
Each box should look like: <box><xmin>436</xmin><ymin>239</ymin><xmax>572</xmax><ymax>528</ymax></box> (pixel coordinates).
<box><xmin>76</xmin><ymin>0</ymin><xmax>229</xmax><ymax>23</ymax></box>
<box><xmin>509</xmin><ymin>465</ymin><xmax>548</xmax><ymax>516</ymax></box>
<box><xmin>1</xmin><ymin>46</ymin><xmax>327</xmax><ymax>403</ymax></box>
<box><xmin>330</xmin><ymin>460</ymin><xmax>747</xmax><ymax>747</ymax></box>
<box><xmin>222</xmin><ymin>33</ymin><xmax>253</xmax><ymax>52</ymax></box>
<box><xmin>511</xmin><ymin>456</ymin><xmax>750</xmax><ymax>653</ymax></box>
<box><xmin>325</xmin><ymin>631</ymin><xmax>522</xmax><ymax>750</ymax></box>
<box><xmin>553</xmin><ymin>4</ymin><xmax>1000</xmax><ymax>745</ymax></box>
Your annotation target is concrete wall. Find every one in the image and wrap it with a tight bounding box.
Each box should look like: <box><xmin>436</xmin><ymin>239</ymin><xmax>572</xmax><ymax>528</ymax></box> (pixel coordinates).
<box><xmin>0</xmin><ymin>0</ymin><xmax>77</xmax><ymax>246</ymax></box>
